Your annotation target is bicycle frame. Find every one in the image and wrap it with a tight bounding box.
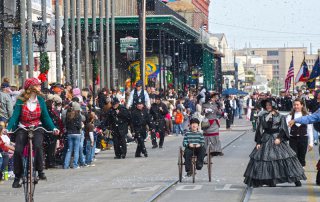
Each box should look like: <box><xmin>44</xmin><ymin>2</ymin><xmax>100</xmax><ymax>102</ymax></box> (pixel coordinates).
<box><xmin>9</xmin><ymin>126</ymin><xmax>52</xmax><ymax>202</ymax></box>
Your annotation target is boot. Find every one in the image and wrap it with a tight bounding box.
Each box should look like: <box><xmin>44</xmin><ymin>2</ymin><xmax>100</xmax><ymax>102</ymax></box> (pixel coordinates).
<box><xmin>12</xmin><ymin>177</ymin><xmax>21</xmax><ymax>188</ymax></box>
<box><xmin>38</xmin><ymin>171</ymin><xmax>47</xmax><ymax>180</ymax></box>
<box><xmin>295</xmin><ymin>181</ymin><xmax>302</xmax><ymax>187</ymax></box>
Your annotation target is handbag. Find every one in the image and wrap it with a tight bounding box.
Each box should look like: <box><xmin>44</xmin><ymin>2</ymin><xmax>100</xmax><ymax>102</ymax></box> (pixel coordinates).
<box><xmin>201</xmin><ymin>118</ymin><xmax>210</xmax><ymax>130</ymax></box>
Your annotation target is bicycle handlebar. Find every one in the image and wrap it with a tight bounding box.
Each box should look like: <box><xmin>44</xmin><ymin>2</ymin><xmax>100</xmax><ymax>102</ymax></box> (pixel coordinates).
<box><xmin>7</xmin><ymin>126</ymin><xmax>53</xmax><ymax>135</ymax></box>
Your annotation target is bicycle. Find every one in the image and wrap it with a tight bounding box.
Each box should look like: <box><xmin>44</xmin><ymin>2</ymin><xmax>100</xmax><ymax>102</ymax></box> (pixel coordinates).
<box><xmin>9</xmin><ymin>126</ymin><xmax>53</xmax><ymax>202</ymax></box>
<box><xmin>178</xmin><ymin>144</ymin><xmax>212</xmax><ymax>183</ymax></box>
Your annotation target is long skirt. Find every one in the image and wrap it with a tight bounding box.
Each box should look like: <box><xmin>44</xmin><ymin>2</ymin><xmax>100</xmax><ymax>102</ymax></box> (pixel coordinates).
<box><xmin>204</xmin><ymin>135</ymin><xmax>222</xmax><ymax>154</ymax></box>
<box><xmin>244</xmin><ymin>133</ymin><xmax>306</xmax><ymax>187</ymax></box>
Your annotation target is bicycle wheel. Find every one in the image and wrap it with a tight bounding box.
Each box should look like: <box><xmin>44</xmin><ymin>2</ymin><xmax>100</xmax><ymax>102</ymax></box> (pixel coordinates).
<box><xmin>207</xmin><ymin>147</ymin><xmax>212</xmax><ymax>182</ymax></box>
<box><xmin>192</xmin><ymin>157</ymin><xmax>196</xmax><ymax>183</ymax></box>
<box><xmin>178</xmin><ymin>147</ymin><xmax>183</xmax><ymax>182</ymax></box>
<box><xmin>23</xmin><ymin>157</ymin><xmax>29</xmax><ymax>202</ymax></box>
<box><xmin>28</xmin><ymin>140</ymin><xmax>34</xmax><ymax>202</ymax></box>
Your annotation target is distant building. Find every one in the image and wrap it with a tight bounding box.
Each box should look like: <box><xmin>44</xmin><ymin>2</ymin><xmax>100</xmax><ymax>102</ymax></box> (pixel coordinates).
<box><xmin>236</xmin><ymin>47</ymin><xmax>318</xmax><ymax>82</ymax></box>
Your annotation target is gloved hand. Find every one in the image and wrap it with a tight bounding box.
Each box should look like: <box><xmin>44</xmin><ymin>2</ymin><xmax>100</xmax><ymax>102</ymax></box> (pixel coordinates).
<box><xmin>205</xmin><ymin>108</ymin><xmax>213</xmax><ymax>113</ymax></box>
<box><xmin>224</xmin><ymin>113</ymin><xmax>228</xmax><ymax>118</ymax></box>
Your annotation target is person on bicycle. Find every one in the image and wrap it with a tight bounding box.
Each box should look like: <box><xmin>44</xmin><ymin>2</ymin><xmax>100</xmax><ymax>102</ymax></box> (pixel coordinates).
<box><xmin>5</xmin><ymin>78</ymin><xmax>59</xmax><ymax>188</ymax></box>
<box><xmin>183</xmin><ymin>118</ymin><xmax>205</xmax><ymax>177</ymax></box>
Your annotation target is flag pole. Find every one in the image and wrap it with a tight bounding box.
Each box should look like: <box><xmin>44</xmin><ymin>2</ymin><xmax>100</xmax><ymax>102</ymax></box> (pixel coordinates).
<box><xmin>292</xmin><ymin>51</ymin><xmax>294</xmax><ymax>94</ymax></box>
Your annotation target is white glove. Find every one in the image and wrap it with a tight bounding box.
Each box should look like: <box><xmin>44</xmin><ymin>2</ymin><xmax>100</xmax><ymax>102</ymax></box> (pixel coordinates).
<box><xmin>205</xmin><ymin>108</ymin><xmax>213</xmax><ymax>113</ymax></box>
<box><xmin>224</xmin><ymin>113</ymin><xmax>228</xmax><ymax>118</ymax></box>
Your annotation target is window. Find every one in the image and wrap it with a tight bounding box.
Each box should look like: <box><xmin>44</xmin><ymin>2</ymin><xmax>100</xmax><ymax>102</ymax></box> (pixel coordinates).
<box><xmin>267</xmin><ymin>51</ymin><xmax>279</xmax><ymax>56</ymax></box>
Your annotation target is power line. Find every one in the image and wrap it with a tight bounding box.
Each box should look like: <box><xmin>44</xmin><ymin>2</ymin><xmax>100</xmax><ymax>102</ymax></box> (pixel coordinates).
<box><xmin>211</xmin><ymin>22</ymin><xmax>320</xmax><ymax>36</ymax></box>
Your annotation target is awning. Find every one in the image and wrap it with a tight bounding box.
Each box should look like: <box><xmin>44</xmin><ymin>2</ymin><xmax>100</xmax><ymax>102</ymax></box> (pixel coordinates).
<box><xmin>77</xmin><ymin>15</ymin><xmax>200</xmax><ymax>40</ymax></box>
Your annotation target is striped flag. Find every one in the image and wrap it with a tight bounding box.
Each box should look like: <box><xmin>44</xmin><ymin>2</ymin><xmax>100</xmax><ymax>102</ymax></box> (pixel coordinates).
<box><xmin>295</xmin><ymin>57</ymin><xmax>309</xmax><ymax>84</ymax></box>
<box><xmin>285</xmin><ymin>56</ymin><xmax>294</xmax><ymax>92</ymax></box>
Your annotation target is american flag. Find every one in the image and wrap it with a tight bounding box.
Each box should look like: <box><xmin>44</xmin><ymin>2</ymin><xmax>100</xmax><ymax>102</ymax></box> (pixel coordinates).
<box><xmin>285</xmin><ymin>57</ymin><xmax>294</xmax><ymax>92</ymax></box>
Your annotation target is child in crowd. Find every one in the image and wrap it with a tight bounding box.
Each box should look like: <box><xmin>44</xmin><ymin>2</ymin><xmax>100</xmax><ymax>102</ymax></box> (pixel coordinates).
<box><xmin>174</xmin><ymin>108</ymin><xmax>184</xmax><ymax>136</ymax></box>
<box><xmin>183</xmin><ymin>118</ymin><xmax>205</xmax><ymax>177</ymax></box>
<box><xmin>0</xmin><ymin>125</ymin><xmax>14</xmax><ymax>181</ymax></box>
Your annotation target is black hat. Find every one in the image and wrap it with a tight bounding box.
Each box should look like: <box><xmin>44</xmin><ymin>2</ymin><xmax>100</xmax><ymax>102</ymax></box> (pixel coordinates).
<box><xmin>190</xmin><ymin>118</ymin><xmax>200</xmax><ymax>125</ymax></box>
<box><xmin>155</xmin><ymin>94</ymin><xmax>161</xmax><ymax>100</ymax></box>
<box><xmin>1</xmin><ymin>82</ymin><xmax>10</xmax><ymax>88</ymax></box>
<box><xmin>111</xmin><ymin>97</ymin><xmax>120</xmax><ymax>105</ymax></box>
<box><xmin>136</xmin><ymin>98</ymin><xmax>144</xmax><ymax>105</ymax></box>
<box><xmin>261</xmin><ymin>98</ymin><xmax>277</xmax><ymax>110</ymax></box>
<box><xmin>136</xmin><ymin>80</ymin><xmax>143</xmax><ymax>87</ymax></box>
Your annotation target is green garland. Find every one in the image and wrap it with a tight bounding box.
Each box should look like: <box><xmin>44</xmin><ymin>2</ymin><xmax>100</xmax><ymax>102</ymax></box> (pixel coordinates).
<box><xmin>40</xmin><ymin>52</ymin><xmax>50</xmax><ymax>73</ymax></box>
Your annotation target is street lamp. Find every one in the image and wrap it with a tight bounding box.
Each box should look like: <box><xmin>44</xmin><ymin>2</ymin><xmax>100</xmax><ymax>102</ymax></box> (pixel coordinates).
<box><xmin>33</xmin><ymin>21</ymin><xmax>48</xmax><ymax>87</ymax></box>
<box><xmin>33</xmin><ymin>21</ymin><xmax>48</xmax><ymax>52</ymax></box>
<box><xmin>225</xmin><ymin>77</ymin><xmax>230</xmax><ymax>89</ymax></box>
<box><xmin>88</xmin><ymin>32</ymin><xmax>100</xmax><ymax>108</ymax></box>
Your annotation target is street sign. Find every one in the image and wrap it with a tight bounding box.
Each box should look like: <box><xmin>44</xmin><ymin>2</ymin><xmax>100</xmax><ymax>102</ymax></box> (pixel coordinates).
<box><xmin>120</xmin><ymin>37</ymin><xmax>139</xmax><ymax>53</ymax></box>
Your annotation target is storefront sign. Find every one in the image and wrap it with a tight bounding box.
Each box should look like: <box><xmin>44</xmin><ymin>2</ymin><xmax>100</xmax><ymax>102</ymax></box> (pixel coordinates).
<box><xmin>120</xmin><ymin>37</ymin><xmax>139</xmax><ymax>53</ymax></box>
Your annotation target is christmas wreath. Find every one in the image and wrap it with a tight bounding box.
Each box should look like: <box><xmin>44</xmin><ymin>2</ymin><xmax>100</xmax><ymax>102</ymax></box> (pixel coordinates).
<box><xmin>38</xmin><ymin>52</ymin><xmax>50</xmax><ymax>82</ymax></box>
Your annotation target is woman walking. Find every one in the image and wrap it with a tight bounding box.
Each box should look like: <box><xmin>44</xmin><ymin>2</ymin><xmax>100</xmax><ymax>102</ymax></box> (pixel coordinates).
<box><xmin>244</xmin><ymin>98</ymin><xmax>306</xmax><ymax>187</ymax></box>
<box><xmin>202</xmin><ymin>93</ymin><xmax>224</xmax><ymax>156</ymax></box>
<box><xmin>64</xmin><ymin>102</ymin><xmax>83</xmax><ymax>169</ymax></box>
<box><xmin>286</xmin><ymin>98</ymin><xmax>313</xmax><ymax>170</ymax></box>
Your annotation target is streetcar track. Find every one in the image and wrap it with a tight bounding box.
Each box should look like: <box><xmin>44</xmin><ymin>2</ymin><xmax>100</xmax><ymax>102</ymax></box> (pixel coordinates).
<box><xmin>147</xmin><ymin>130</ymin><xmax>250</xmax><ymax>202</ymax></box>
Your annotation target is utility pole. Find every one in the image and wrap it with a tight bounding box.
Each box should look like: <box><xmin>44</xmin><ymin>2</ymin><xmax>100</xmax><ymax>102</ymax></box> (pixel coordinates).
<box><xmin>20</xmin><ymin>0</ymin><xmax>27</xmax><ymax>83</ymax></box>
<box><xmin>27</xmin><ymin>0</ymin><xmax>34</xmax><ymax>77</ymax></box>
<box><xmin>55</xmin><ymin>0</ymin><xmax>61</xmax><ymax>83</ymax></box>
<box><xmin>99</xmin><ymin>0</ymin><xmax>105</xmax><ymax>87</ymax></box>
<box><xmin>41</xmin><ymin>0</ymin><xmax>47</xmax><ymax>86</ymax></box>
<box><xmin>0</xmin><ymin>0</ymin><xmax>4</xmax><ymax>79</ymax></box>
<box><xmin>64</xmin><ymin>0</ymin><xmax>70</xmax><ymax>82</ymax></box>
<box><xmin>111</xmin><ymin>0</ymin><xmax>116</xmax><ymax>88</ymax></box>
<box><xmin>84</xmin><ymin>0</ymin><xmax>89</xmax><ymax>86</ymax></box>
<box><xmin>76</xmin><ymin>0</ymin><xmax>82</xmax><ymax>88</ymax></box>
<box><xmin>138</xmin><ymin>0</ymin><xmax>146</xmax><ymax>89</ymax></box>
<box><xmin>234</xmin><ymin>52</ymin><xmax>238</xmax><ymax>89</ymax></box>
<box><xmin>105</xmin><ymin>0</ymin><xmax>111</xmax><ymax>89</ymax></box>
<box><xmin>70</xmin><ymin>0</ymin><xmax>76</xmax><ymax>86</ymax></box>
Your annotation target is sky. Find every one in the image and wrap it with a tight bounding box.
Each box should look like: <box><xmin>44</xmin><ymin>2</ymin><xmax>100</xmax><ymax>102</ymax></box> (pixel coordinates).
<box><xmin>209</xmin><ymin>0</ymin><xmax>320</xmax><ymax>53</ymax></box>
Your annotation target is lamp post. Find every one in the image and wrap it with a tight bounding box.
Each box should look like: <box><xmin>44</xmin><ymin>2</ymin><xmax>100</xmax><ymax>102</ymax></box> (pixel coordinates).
<box><xmin>33</xmin><ymin>21</ymin><xmax>48</xmax><ymax>87</ymax></box>
<box><xmin>225</xmin><ymin>77</ymin><xmax>230</xmax><ymax>89</ymax></box>
<box><xmin>88</xmin><ymin>32</ymin><xmax>100</xmax><ymax>108</ymax></box>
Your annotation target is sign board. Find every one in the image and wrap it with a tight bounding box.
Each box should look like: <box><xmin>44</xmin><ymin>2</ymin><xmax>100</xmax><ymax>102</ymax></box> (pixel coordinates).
<box><xmin>120</xmin><ymin>37</ymin><xmax>139</xmax><ymax>53</ymax></box>
<box><xmin>12</xmin><ymin>33</ymin><xmax>29</xmax><ymax>66</ymax></box>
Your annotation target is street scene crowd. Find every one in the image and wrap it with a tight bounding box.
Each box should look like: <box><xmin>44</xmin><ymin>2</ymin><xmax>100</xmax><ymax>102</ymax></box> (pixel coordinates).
<box><xmin>0</xmin><ymin>77</ymin><xmax>319</xmax><ymax>191</ymax></box>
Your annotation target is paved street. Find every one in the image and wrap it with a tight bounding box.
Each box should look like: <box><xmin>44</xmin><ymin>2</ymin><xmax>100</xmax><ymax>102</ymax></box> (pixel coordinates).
<box><xmin>0</xmin><ymin>119</ymin><xmax>319</xmax><ymax>202</ymax></box>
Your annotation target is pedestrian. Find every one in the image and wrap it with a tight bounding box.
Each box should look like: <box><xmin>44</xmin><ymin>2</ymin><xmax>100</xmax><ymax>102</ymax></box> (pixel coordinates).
<box><xmin>202</xmin><ymin>93</ymin><xmax>225</xmax><ymax>156</ymax></box>
<box><xmin>64</xmin><ymin>102</ymin><xmax>82</xmax><ymax>169</ymax></box>
<box><xmin>224</xmin><ymin>95</ymin><xmax>233</xmax><ymax>130</ymax></box>
<box><xmin>306</xmin><ymin>90</ymin><xmax>320</xmax><ymax>145</ymax></box>
<box><xmin>126</xmin><ymin>80</ymin><xmax>151</xmax><ymax>109</ymax></box>
<box><xmin>130</xmin><ymin>101</ymin><xmax>153</xmax><ymax>158</ymax></box>
<box><xmin>150</xmin><ymin>95</ymin><xmax>168</xmax><ymax>148</ymax></box>
<box><xmin>174</xmin><ymin>108</ymin><xmax>184</xmax><ymax>136</ymax></box>
<box><xmin>0</xmin><ymin>82</ymin><xmax>13</xmax><ymax>126</ymax></box>
<box><xmin>288</xmin><ymin>104</ymin><xmax>320</xmax><ymax>186</ymax></box>
<box><xmin>244</xmin><ymin>98</ymin><xmax>306</xmax><ymax>187</ymax></box>
<box><xmin>246</xmin><ymin>93</ymin><xmax>258</xmax><ymax>131</ymax></box>
<box><xmin>44</xmin><ymin>94</ymin><xmax>65</xmax><ymax>169</ymax></box>
<box><xmin>6</xmin><ymin>78</ymin><xmax>59</xmax><ymax>188</ymax></box>
<box><xmin>105</xmin><ymin>98</ymin><xmax>130</xmax><ymax>159</ymax></box>
<box><xmin>84</xmin><ymin>111</ymin><xmax>97</xmax><ymax>166</ymax></box>
<box><xmin>286</xmin><ymin>98</ymin><xmax>313</xmax><ymax>169</ymax></box>
<box><xmin>238</xmin><ymin>96</ymin><xmax>244</xmax><ymax>119</ymax></box>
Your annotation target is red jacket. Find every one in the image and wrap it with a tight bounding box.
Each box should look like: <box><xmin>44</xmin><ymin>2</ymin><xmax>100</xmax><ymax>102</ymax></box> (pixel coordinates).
<box><xmin>0</xmin><ymin>138</ymin><xmax>9</xmax><ymax>152</ymax></box>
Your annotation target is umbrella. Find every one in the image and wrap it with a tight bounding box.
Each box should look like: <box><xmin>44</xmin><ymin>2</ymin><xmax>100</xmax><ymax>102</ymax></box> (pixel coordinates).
<box><xmin>222</xmin><ymin>88</ymin><xmax>238</xmax><ymax>95</ymax></box>
<box><xmin>237</xmin><ymin>90</ymin><xmax>249</xmax><ymax>95</ymax></box>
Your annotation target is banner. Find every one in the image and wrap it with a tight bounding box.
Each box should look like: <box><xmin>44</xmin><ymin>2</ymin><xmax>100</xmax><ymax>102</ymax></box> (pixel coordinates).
<box><xmin>129</xmin><ymin>61</ymin><xmax>158</xmax><ymax>85</ymax></box>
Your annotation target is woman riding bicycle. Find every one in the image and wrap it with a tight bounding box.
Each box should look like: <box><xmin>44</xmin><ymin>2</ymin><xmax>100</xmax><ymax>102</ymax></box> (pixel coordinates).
<box><xmin>5</xmin><ymin>78</ymin><xmax>59</xmax><ymax>188</ymax></box>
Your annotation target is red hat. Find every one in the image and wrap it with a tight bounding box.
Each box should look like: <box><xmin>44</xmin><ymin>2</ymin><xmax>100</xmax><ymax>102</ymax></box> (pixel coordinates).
<box><xmin>24</xmin><ymin>78</ymin><xmax>41</xmax><ymax>90</ymax></box>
